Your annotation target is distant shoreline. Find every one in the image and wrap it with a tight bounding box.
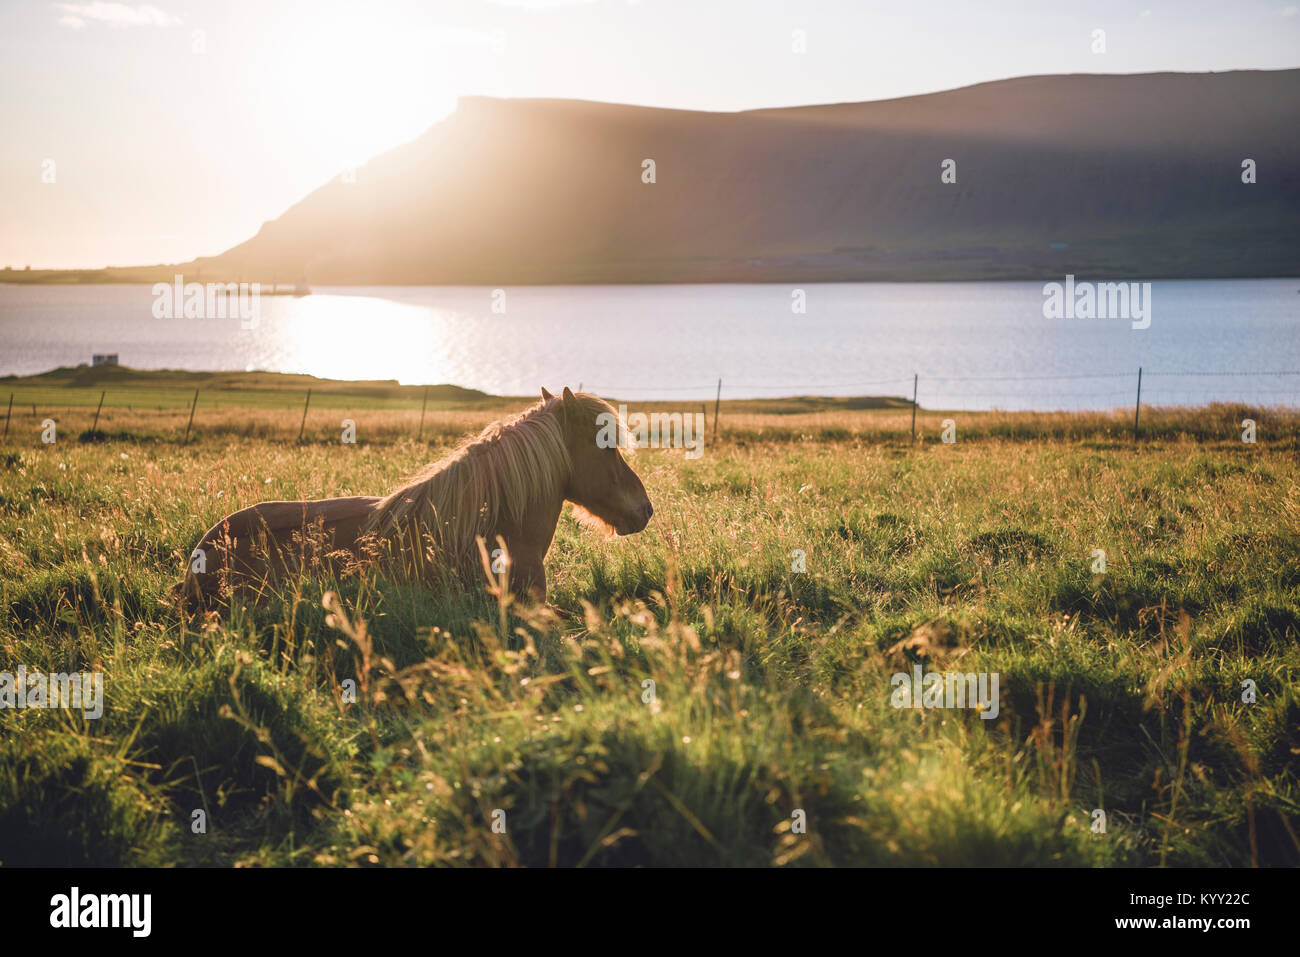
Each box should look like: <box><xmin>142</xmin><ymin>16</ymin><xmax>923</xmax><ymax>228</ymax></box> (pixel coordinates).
<box><xmin>5</xmin><ymin>272</ymin><xmax>1300</xmax><ymax>286</ymax></box>
<box><xmin>3</xmin><ymin>365</ymin><xmax>1298</xmax><ymax>419</ymax></box>
<box><xmin>0</xmin><ymin>365</ymin><xmax>915</xmax><ymax>414</ymax></box>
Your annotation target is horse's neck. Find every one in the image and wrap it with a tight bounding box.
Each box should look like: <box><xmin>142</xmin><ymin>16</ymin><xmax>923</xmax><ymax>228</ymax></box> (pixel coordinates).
<box><xmin>492</xmin><ymin>484</ymin><xmax>566</xmax><ymax>562</ymax></box>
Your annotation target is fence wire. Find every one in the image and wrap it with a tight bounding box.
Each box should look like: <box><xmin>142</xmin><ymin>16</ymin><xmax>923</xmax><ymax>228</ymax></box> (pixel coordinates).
<box><xmin>2</xmin><ymin>369</ymin><xmax>1298</xmax><ymax>443</ymax></box>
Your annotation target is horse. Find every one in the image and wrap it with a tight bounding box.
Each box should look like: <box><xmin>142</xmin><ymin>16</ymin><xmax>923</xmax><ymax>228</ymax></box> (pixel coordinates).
<box><xmin>175</xmin><ymin>387</ymin><xmax>654</xmax><ymax>610</ymax></box>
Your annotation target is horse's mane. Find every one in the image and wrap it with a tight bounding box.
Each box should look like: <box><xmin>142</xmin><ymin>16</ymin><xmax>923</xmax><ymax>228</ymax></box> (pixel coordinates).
<box><xmin>362</xmin><ymin>392</ymin><xmax>618</xmax><ymax>559</ymax></box>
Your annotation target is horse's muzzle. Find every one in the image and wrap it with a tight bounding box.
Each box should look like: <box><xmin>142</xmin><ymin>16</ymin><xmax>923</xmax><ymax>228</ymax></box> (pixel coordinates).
<box><xmin>617</xmin><ymin>501</ymin><xmax>654</xmax><ymax>535</ymax></box>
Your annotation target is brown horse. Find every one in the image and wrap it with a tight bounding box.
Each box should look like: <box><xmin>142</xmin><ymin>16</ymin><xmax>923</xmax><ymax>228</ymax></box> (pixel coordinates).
<box><xmin>176</xmin><ymin>387</ymin><xmax>653</xmax><ymax>609</ymax></box>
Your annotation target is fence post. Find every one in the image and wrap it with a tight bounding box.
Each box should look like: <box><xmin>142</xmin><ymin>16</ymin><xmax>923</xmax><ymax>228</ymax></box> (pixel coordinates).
<box><xmin>417</xmin><ymin>387</ymin><xmax>428</xmax><ymax>441</ymax></box>
<box><xmin>184</xmin><ymin>388</ymin><xmax>199</xmax><ymax>443</ymax></box>
<box><xmin>3</xmin><ymin>393</ymin><xmax>11</xmax><ymax>439</ymax></box>
<box><xmin>910</xmin><ymin>373</ymin><xmax>918</xmax><ymax>443</ymax></box>
<box><xmin>91</xmin><ymin>390</ymin><xmax>106</xmax><ymax>432</ymax></box>
<box><xmin>298</xmin><ymin>388</ymin><xmax>312</xmax><ymax>443</ymax></box>
<box><xmin>713</xmin><ymin>378</ymin><xmax>721</xmax><ymax>442</ymax></box>
<box><xmin>1133</xmin><ymin>367</ymin><xmax>1142</xmax><ymax>443</ymax></box>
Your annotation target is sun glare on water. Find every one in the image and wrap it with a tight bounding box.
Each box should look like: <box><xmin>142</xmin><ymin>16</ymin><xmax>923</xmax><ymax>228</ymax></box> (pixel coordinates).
<box><xmin>261</xmin><ymin>293</ymin><xmax>451</xmax><ymax>385</ymax></box>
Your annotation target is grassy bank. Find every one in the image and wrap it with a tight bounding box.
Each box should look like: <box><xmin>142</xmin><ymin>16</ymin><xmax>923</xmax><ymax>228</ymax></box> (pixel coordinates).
<box><xmin>4</xmin><ymin>366</ymin><xmax>1298</xmax><ymax>448</ymax></box>
<box><xmin>0</xmin><ymin>400</ymin><xmax>1297</xmax><ymax>866</ymax></box>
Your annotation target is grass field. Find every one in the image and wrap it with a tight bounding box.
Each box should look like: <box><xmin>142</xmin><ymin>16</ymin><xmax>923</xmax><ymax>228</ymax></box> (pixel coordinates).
<box><xmin>1</xmin><ymin>385</ymin><xmax>1298</xmax><ymax>867</ymax></box>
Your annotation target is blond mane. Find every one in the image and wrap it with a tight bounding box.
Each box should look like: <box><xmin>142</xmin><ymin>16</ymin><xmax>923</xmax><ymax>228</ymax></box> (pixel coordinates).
<box><xmin>362</xmin><ymin>392</ymin><xmax>618</xmax><ymax>559</ymax></box>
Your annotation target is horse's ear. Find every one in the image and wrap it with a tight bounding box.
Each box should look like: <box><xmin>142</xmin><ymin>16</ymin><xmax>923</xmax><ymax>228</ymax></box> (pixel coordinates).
<box><xmin>541</xmin><ymin>387</ymin><xmax>554</xmax><ymax>402</ymax></box>
<box><xmin>558</xmin><ymin>387</ymin><xmax>578</xmax><ymax>429</ymax></box>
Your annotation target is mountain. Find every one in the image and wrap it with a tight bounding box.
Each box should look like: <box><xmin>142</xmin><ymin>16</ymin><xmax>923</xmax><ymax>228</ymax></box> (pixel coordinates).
<box><xmin>132</xmin><ymin>70</ymin><xmax>1300</xmax><ymax>283</ymax></box>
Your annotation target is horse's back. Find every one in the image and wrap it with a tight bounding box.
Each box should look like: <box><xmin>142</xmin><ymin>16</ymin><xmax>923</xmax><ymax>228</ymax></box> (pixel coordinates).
<box><xmin>179</xmin><ymin>496</ymin><xmax>382</xmax><ymax>609</ymax></box>
<box><xmin>207</xmin><ymin>496</ymin><xmax>381</xmax><ymax>536</ymax></box>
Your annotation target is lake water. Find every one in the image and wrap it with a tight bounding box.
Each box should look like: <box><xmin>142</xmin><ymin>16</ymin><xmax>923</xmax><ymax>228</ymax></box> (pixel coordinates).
<box><xmin>1</xmin><ymin>280</ymin><xmax>1297</xmax><ymax>410</ymax></box>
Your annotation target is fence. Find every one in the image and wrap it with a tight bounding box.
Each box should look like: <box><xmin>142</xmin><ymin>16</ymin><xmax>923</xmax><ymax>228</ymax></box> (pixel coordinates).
<box><xmin>580</xmin><ymin>369</ymin><xmax>1300</xmax><ymax>441</ymax></box>
<box><xmin>2</xmin><ymin>369</ymin><xmax>1299</xmax><ymax>446</ymax></box>
<box><xmin>0</xmin><ymin>383</ymin><xmax>490</xmax><ymax>445</ymax></box>
<box><xmin>578</xmin><ymin>369</ymin><xmax>1300</xmax><ymax>405</ymax></box>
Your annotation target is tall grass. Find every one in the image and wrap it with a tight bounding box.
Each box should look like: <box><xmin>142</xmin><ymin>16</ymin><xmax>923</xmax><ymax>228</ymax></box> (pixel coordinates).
<box><xmin>0</xmin><ymin>407</ymin><xmax>1296</xmax><ymax>866</ymax></box>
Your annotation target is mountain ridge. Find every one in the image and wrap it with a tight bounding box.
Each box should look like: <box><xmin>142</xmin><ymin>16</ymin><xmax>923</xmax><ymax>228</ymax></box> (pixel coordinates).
<box><xmin>18</xmin><ymin>68</ymin><xmax>1300</xmax><ymax>284</ymax></box>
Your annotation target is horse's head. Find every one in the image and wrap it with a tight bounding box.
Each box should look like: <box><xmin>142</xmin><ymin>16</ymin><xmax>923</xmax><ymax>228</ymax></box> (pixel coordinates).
<box><xmin>548</xmin><ymin>387</ymin><xmax>654</xmax><ymax>536</ymax></box>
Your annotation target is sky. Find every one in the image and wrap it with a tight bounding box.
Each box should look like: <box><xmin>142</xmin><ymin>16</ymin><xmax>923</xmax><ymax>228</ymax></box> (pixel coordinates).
<box><xmin>2</xmin><ymin>0</ymin><xmax>1297</xmax><ymax>269</ymax></box>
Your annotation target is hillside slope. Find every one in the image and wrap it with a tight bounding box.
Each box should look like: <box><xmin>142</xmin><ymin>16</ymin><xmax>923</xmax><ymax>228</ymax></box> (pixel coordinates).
<box><xmin>106</xmin><ymin>70</ymin><xmax>1300</xmax><ymax>283</ymax></box>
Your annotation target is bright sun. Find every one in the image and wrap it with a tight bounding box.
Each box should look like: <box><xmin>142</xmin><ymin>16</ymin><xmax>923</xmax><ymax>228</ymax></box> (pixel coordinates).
<box><xmin>265</xmin><ymin>13</ymin><xmax>470</xmax><ymax>173</ymax></box>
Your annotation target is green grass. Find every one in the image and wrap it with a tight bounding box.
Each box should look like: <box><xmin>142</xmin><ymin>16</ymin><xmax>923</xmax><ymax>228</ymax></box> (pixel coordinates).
<box><xmin>1</xmin><ymin>402</ymin><xmax>1297</xmax><ymax>867</ymax></box>
<box><xmin>0</xmin><ymin>365</ymin><xmax>501</xmax><ymax>415</ymax></box>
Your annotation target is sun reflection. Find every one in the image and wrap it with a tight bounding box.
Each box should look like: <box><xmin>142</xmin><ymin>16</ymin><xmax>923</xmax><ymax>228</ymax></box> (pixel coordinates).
<box><xmin>260</xmin><ymin>294</ymin><xmax>448</xmax><ymax>384</ymax></box>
